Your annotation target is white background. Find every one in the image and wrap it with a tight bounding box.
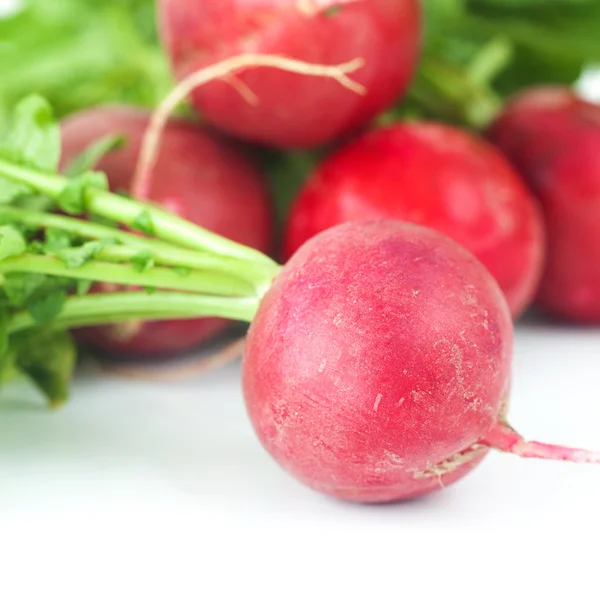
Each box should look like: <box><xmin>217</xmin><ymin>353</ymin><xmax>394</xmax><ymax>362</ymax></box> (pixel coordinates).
<box><xmin>1</xmin><ymin>319</ymin><xmax>600</xmax><ymax>599</ymax></box>
<box><xmin>1</xmin><ymin>0</ymin><xmax>600</xmax><ymax>597</ymax></box>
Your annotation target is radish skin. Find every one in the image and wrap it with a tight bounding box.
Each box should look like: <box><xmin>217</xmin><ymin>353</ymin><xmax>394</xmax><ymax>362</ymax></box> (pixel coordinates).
<box><xmin>488</xmin><ymin>86</ymin><xmax>600</xmax><ymax>323</ymax></box>
<box><xmin>159</xmin><ymin>0</ymin><xmax>421</xmax><ymax>148</ymax></box>
<box><xmin>60</xmin><ymin>106</ymin><xmax>273</xmax><ymax>357</ymax></box>
<box><xmin>284</xmin><ymin>122</ymin><xmax>546</xmax><ymax>318</ymax></box>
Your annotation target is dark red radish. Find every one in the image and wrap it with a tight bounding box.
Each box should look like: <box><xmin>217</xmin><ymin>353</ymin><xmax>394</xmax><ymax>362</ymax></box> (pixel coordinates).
<box><xmin>488</xmin><ymin>87</ymin><xmax>600</xmax><ymax>323</ymax></box>
<box><xmin>159</xmin><ymin>0</ymin><xmax>421</xmax><ymax>148</ymax></box>
<box><xmin>59</xmin><ymin>105</ymin><xmax>273</xmax><ymax>357</ymax></box>
<box><xmin>283</xmin><ymin>122</ymin><xmax>545</xmax><ymax>317</ymax></box>
<box><xmin>244</xmin><ymin>220</ymin><xmax>599</xmax><ymax>503</ymax></box>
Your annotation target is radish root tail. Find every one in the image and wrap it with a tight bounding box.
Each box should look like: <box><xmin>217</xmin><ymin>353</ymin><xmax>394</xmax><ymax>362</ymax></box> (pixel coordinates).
<box><xmin>483</xmin><ymin>421</ymin><xmax>600</xmax><ymax>464</ymax></box>
<box><xmin>131</xmin><ymin>53</ymin><xmax>366</xmax><ymax>199</ymax></box>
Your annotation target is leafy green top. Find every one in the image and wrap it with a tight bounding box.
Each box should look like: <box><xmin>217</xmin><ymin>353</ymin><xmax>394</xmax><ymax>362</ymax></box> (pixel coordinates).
<box><xmin>0</xmin><ymin>0</ymin><xmax>171</xmax><ymax>125</ymax></box>
<box><xmin>0</xmin><ymin>96</ymin><xmax>277</xmax><ymax>406</ymax></box>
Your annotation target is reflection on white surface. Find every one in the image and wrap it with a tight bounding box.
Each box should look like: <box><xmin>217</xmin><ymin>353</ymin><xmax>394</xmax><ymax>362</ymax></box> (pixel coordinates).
<box><xmin>577</xmin><ymin>66</ymin><xmax>600</xmax><ymax>102</ymax></box>
<box><xmin>0</xmin><ymin>0</ymin><xmax>21</xmax><ymax>18</ymax></box>
<box><xmin>0</xmin><ymin>319</ymin><xmax>599</xmax><ymax>597</ymax></box>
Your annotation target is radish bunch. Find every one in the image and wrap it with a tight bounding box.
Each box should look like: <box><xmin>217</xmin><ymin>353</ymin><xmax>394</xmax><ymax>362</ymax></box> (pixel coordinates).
<box><xmin>0</xmin><ymin>0</ymin><xmax>599</xmax><ymax>506</ymax></box>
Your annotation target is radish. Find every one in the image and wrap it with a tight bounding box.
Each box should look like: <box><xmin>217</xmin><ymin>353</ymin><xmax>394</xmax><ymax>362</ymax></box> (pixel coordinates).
<box><xmin>243</xmin><ymin>220</ymin><xmax>598</xmax><ymax>503</ymax></box>
<box><xmin>59</xmin><ymin>105</ymin><xmax>273</xmax><ymax>357</ymax></box>
<box><xmin>158</xmin><ymin>0</ymin><xmax>421</xmax><ymax>148</ymax></box>
<box><xmin>488</xmin><ymin>86</ymin><xmax>600</xmax><ymax>323</ymax></box>
<box><xmin>284</xmin><ymin>122</ymin><xmax>545</xmax><ymax>317</ymax></box>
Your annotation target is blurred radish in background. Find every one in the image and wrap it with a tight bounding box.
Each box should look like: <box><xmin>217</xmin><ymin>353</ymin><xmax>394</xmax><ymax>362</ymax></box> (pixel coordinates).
<box><xmin>283</xmin><ymin>121</ymin><xmax>545</xmax><ymax>317</ymax></box>
<box><xmin>158</xmin><ymin>0</ymin><xmax>421</xmax><ymax>148</ymax></box>
<box><xmin>489</xmin><ymin>87</ymin><xmax>600</xmax><ymax>323</ymax></box>
<box><xmin>60</xmin><ymin>105</ymin><xmax>273</xmax><ymax>357</ymax></box>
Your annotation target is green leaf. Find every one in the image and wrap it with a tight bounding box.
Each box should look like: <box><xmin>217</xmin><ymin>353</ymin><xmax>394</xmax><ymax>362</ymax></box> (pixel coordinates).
<box><xmin>76</xmin><ymin>279</ymin><xmax>92</xmax><ymax>295</ymax></box>
<box><xmin>13</xmin><ymin>328</ymin><xmax>77</xmax><ymax>407</ymax></box>
<box><xmin>0</xmin><ymin>225</ymin><xmax>26</xmax><ymax>261</ymax></box>
<box><xmin>25</xmin><ymin>289</ymin><xmax>67</xmax><ymax>322</ymax></box>
<box><xmin>131</xmin><ymin>250</ymin><xmax>154</xmax><ymax>272</ymax></box>
<box><xmin>13</xmin><ymin>194</ymin><xmax>55</xmax><ymax>213</ymax></box>
<box><xmin>57</xmin><ymin>240</ymin><xmax>105</xmax><ymax>268</ymax></box>
<box><xmin>56</xmin><ymin>171</ymin><xmax>108</xmax><ymax>214</ymax></box>
<box><xmin>89</xmin><ymin>212</ymin><xmax>119</xmax><ymax>228</ymax></box>
<box><xmin>0</xmin><ymin>314</ymin><xmax>8</xmax><ymax>359</ymax></box>
<box><xmin>44</xmin><ymin>228</ymin><xmax>74</xmax><ymax>253</ymax></box>
<box><xmin>27</xmin><ymin>240</ymin><xmax>45</xmax><ymax>254</ymax></box>
<box><xmin>260</xmin><ymin>148</ymin><xmax>322</xmax><ymax>228</ymax></box>
<box><xmin>132</xmin><ymin>210</ymin><xmax>155</xmax><ymax>235</ymax></box>
<box><xmin>64</xmin><ymin>134</ymin><xmax>126</xmax><ymax>177</ymax></box>
<box><xmin>2</xmin><ymin>273</ymin><xmax>46</xmax><ymax>306</ymax></box>
<box><xmin>0</xmin><ymin>95</ymin><xmax>60</xmax><ymax>201</ymax></box>
<box><xmin>173</xmin><ymin>266</ymin><xmax>192</xmax><ymax>277</ymax></box>
<box><xmin>0</xmin><ymin>0</ymin><xmax>171</xmax><ymax>123</ymax></box>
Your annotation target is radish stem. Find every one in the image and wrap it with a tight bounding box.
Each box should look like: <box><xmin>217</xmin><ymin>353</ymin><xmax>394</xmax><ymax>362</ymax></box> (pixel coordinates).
<box><xmin>0</xmin><ymin>207</ymin><xmax>279</xmax><ymax>287</ymax></box>
<box><xmin>8</xmin><ymin>292</ymin><xmax>259</xmax><ymax>334</ymax></box>
<box><xmin>0</xmin><ymin>254</ymin><xmax>258</xmax><ymax>298</ymax></box>
<box><xmin>0</xmin><ymin>158</ymin><xmax>278</xmax><ymax>267</ymax></box>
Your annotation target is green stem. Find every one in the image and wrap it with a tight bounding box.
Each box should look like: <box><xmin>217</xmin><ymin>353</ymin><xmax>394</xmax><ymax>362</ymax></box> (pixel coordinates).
<box><xmin>8</xmin><ymin>292</ymin><xmax>259</xmax><ymax>334</ymax></box>
<box><xmin>0</xmin><ymin>254</ymin><xmax>257</xmax><ymax>298</ymax></box>
<box><xmin>409</xmin><ymin>56</ymin><xmax>504</xmax><ymax>130</ymax></box>
<box><xmin>0</xmin><ymin>206</ymin><xmax>177</xmax><ymax>251</ymax></box>
<box><xmin>86</xmin><ymin>189</ymin><xmax>275</xmax><ymax>266</ymax></box>
<box><xmin>0</xmin><ymin>207</ymin><xmax>280</xmax><ymax>288</ymax></box>
<box><xmin>0</xmin><ymin>159</ymin><xmax>277</xmax><ymax>267</ymax></box>
<box><xmin>467</xmin><ymin>37</ymin><xmax>513</xmax><ymax>87</ymax></box>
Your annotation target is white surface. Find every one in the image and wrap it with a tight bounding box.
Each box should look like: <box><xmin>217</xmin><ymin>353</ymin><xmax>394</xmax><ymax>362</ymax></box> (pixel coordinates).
<box><xmin>0</xmin><ymin>0</ymin><xmax>20</xmax><ymax>18</ymax></box>
<box><xmin>0</xmin><ymin>319</ymin><xmax>599</xmax><ymax>598</ymax></box>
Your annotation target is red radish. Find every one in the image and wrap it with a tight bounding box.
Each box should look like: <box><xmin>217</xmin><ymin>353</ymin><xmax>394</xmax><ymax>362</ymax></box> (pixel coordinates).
<box><xmin>158</xmin><ymin>0</ymin><xmax>421</xmax><ymax>148</ymax></box>
<box><xmin>488</xmin><ymin>87</ymin><xmax>600</xmax><ymax>323</ymax></box>
<box><xmin>283</xmin><ymin>122</ymin><xmax>546</xmax><ymax>317</ymax></box>
<box><xmin>244</xmin><ymin>220</ymin><xmax>599</xmax><ymax>503</ymax></box>
<box><xmin>59</xmin><ymin>105</ymin><xmax>273</xmax><ymax>357</ymax></box>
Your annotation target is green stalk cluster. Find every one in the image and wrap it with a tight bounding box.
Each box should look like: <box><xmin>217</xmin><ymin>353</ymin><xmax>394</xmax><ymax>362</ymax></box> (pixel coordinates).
<box><xmin>0</xmin><ymin>158</ymin><xmax>281</xmax><ymax>336</ymax></box>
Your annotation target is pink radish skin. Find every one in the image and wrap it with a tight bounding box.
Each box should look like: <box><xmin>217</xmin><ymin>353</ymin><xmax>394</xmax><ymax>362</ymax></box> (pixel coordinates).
<box><xmin>243</xmin><ymin>221</ymin><xmax>600</xmax><ymax>503</ymax></box>
<box><xmin>60</xmin><ymin>105</ymin><xmax>273</xmax><ymax>358</ymax></box>
<box><xmin>244</xmin><ymin>220</ymin><xmax>512</xmax><ymax>502</ymax></box>
<box><xmin>159</xmin><ymin>0</ymin><xmax>421</xmax><ymax>148</ymax></box>
<box><xmin>488</xmin><ymin>87</ymin><xmax>600</xmax><ymax>323</ymax></box>
<box><xmin>284</xmin><ymin>122</ymin><xmax>546</xmax><ymax>318</ymax></box>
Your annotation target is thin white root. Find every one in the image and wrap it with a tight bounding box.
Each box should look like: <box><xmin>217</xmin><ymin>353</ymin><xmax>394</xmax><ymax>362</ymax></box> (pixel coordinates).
<box><xmin>95</xmin><ymin>336</ymin><xmax>246</xmax><ymax>382</ymax></box>
<box><xmin>224</xmin><ymin>75</ymin><xmax>260</xmax><ymax>106</ymax></box>
<box><xmin>131</xmin><ymin>53</ymin><xmax>366</xmax><ymax>198</ymax></box>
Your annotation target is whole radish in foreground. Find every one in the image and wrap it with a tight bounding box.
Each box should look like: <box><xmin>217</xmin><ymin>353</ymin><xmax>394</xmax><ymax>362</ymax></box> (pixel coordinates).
<box><xmin>60</xmin><ymin>105</ymin><xmax>273</xmax><ymax>357</ymax></box>
<box><xmin>284</xmin><ymin>122</ymin><xmax>545</xmax><ymax>317</ymax></box>
<box><xmin>489</xmin><ymin>87</ymin><xmax>600</xmax><ymax>323</ymax></box>
<box><xmin>244</xmin><ymin>221</ymin><xmax>598</xmax><ymax>503</ymax></box>
<box><xmin>0</xmin><ymin>93</ymin><xmax>599</xmax><ymax>499</ymax></box>
<box><xmin>159</xmin><ymin>0</ymin><xmax>421</xmax><ymax>148</ymax></box>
